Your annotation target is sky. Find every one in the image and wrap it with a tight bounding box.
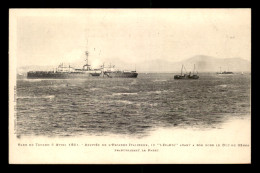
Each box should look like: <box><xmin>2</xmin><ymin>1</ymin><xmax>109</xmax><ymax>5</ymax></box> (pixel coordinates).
<box><xmin>11</xmin><ymin>9</ymin><xmax>251</xmax><ymax>69</ymax></box>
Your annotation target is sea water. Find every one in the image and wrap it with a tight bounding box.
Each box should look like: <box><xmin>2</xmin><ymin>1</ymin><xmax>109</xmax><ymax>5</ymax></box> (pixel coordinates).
<box><xmin>15</xmin><ymin>73</ymin><xmax>251</xmax><ymax>138</ymax></box>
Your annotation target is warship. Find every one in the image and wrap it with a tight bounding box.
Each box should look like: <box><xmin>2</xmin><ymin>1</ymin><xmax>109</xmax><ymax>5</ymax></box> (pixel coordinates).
<box><xmin>102</xmin><ymin>64</ymin><xmax>138</xmax><ymax>78</ymax></box>
<box><xmin>174</xmin><ymin>64</ymin><xmax>199</xmax><ymax>80</ymax></box>
<box><xmin>27</xmin><ymin>51</ymin><xmax>102</xmax><ymax>79</ymax></box>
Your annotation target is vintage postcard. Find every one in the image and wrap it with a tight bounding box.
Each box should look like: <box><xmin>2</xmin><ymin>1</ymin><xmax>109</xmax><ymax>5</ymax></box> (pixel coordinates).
<box><xmin>9</xmin><ymin>9</ymin><xmax>251</xmax><ymax>164</ymax></box>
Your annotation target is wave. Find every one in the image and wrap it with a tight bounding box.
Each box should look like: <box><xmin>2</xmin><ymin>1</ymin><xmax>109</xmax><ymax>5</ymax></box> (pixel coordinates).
<box><xmin>115</xmin><ymin>100</ymin><xmax>134</xmax><ymax>104</ymax></box>
<box><xmin>153</xmin><ymin>80</ymin><xmax>167</xmax><ymax>82</ymax></box>
<box><xmin>217</xmin><ymin>84</ymin><xmax>227</xmax><ymax>88</ymax></box>
<box><xmin>23</xmin><ymin>79</ymin><xmax>43</xmax><ymax>82</ymax></box>
<box><xmin>111</xmin><ymin>86</ymin><xmax>130</xmax><ymax>90</ymax></box>
<box><xmin>112</xmin><ymin>93</ymin><xmax>138</xmax><ymax>96</ymax></box>
<box><xmin>17</xmin><ymin>95</ymin><xmax>55</xmax><ymax>99</ymax></box>
<box><xmin>145</xmin><ymin>90</ymin><xmax>168</xmax><ymax>94</ymax></box>
<box><xmin>89</xmin><ymin>88</ymin><xmax>101</xmax><ymax>91</ymax></box>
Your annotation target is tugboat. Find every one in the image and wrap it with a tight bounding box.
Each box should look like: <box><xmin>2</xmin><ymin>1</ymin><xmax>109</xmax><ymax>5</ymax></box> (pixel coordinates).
<box><xmin>101</xmin><ymin>64</ymin><xmax>138</xmax><ymax>78</ymax></box>
<box><xmin>27</xmin><ymin>51</ymin><xmax>102</xmax><ymax>79</ymax></box>
<box><xmin>174</xmin><ymin>64</ymin><xmax>199</xmax><ymax>80</ymax></box>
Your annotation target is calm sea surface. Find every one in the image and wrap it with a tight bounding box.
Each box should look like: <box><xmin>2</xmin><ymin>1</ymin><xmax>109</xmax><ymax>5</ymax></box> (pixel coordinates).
<box><xmin>15</xmin><ymin>73</ymin><xmax>251</xmax><ymax>138</ymax></box>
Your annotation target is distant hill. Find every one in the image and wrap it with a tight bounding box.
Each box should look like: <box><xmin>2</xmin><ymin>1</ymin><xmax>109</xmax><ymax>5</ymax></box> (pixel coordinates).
<box><xmin>180</xmin><ymin>55</ymin><xmax>250</xmax><ymax>72</ymax></box>
<box><xmin>137</xmin><ymin>55</ymin><xmax>251</xmax><ymax>73</ymax></box>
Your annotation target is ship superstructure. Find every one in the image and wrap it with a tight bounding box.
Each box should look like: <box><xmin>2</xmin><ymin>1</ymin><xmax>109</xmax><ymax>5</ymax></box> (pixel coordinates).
<box><xmin>27</xmin><ymin>51</ymin><xmax>102</xmax><ymax>79</ymax></box>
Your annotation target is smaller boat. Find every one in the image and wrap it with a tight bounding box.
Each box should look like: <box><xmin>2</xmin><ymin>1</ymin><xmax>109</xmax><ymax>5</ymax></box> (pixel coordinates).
<box><xmin>174</xmin><ymin>64</ymin><xmax>199</xmax><ymax>80</ymax></box>
<box><xmin>216</xmin><ymin>67</ymin><xmax>233</xmax><ymax>75</ymax></box>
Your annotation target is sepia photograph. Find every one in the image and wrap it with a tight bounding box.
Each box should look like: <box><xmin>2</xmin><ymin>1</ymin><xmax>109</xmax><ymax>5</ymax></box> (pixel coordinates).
<box><xmin>9</xmin><ymin>9</ymin><xmax>251</xmax><ymax>164</ymax></box>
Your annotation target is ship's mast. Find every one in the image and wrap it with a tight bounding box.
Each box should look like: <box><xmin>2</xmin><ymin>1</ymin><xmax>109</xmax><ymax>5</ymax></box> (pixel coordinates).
<box><xmin>85</xmin><ymin>51</ymin><xmax>89</xmax><ymax>65</ymax></box>
<box><xmin>181</xmin><ymin>65</ymin><xmax>183</xmax><ymax>76</ymax></box>
<box><xmin>84</xmin><ymin>51</ymin><xmax>91</xmax><ymax>71</ymax></box>
<box><xmin>84</xmin><ymin>37</ymin><xmax>90</xmax><ymax>71</ymax></box>
<box><xmin>102</xmin><ymin>62</ymin><xmax>105</xmax><ymax>77</ymax></box>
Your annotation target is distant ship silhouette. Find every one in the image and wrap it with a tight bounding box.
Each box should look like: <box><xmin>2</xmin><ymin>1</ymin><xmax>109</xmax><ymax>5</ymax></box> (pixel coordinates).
<box><xmin>174</xmin><ymin>64</ymin><xmax>199</xmax><ymax>80</ymax></box>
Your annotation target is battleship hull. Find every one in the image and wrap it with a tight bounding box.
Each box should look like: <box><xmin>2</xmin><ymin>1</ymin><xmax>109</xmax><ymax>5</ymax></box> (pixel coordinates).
<box><xmin>27</xmin><ymin>71</ymin><xmax>101</xmax><ymax>79</ymax></box>
<box><xmin>104</xmin><ymin>71</ymin><xmax>138</xmax><ymax>78</ymax></box>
